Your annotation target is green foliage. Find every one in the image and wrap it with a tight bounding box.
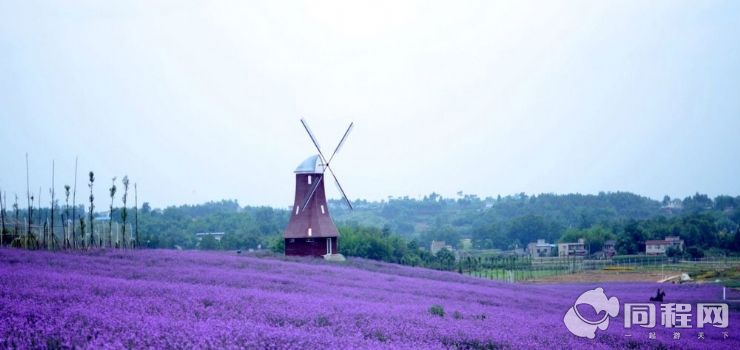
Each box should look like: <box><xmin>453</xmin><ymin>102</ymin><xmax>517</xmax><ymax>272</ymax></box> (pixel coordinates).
<box><xmin>198</xmin><ymin>234</ymin><xmax>219</xmax><ymax>250</ymax></box>
<box><xmin>332</xmin><ymin>191</ymin><xmax>675</xmax><ymax>251</ymax></box>
<box><xmin>429</xmin><ymin>305</ymin><xmax>445</xmax><ymax>317</ymax></box>
<box><xmin>616</xmin><ymin>221</ymin><xmax>646</xmax><ymax>255</ymax></box>
<box><xmin>559</xmin><ymin>225</ymin><xmax>614</xmax><ymax>252</ymax></box>
<box><xmin>269</xmin><ymin>235</ymin><xmax>284</xmax><ymax>253</ymax></box>
<box><xmin>81</xmin><ymin>191</ymin><xmax>739</xmax><ymax>259</ymax></box>
<box><xmin>340</xmin><ymin>225</ymin><xmax>395</xmax><ymax>261</ymax></box>
<box><xmin>612</xmin><ymin>255</ymin><xmax>667</xmax><ymax>263</ymax></box>
<box><xmin>435</xmin><ymin>248</ymin><xmax>455</xmax><ymax>270</ymax></box>
<box><xmin>684</xmin><ymin>246</ymin><xmax>704</xmax><ymax>259</ymax></box>
<box><xmin>135</xmin><ymin>200</ymin><xmax>287</xmax><ymax>250</ymax></box>
<box><xmin>665</xmin><ymin>246</ymin><xmax>681</xmax><ymax>258</ymax></box>
<box><xmin>337</xmin><ymin>224</ymin><xmax>458</xmax><ymax>270</ymax></box>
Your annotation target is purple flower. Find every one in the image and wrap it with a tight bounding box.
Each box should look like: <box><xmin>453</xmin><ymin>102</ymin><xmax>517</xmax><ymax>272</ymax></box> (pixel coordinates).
<box><xmin>0</xmin><ymin>248</ymin><xmax>737</xmax><ymax>349</ymax></box>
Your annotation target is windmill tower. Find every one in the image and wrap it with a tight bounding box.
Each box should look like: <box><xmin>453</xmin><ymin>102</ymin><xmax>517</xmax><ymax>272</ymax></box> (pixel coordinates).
<box><xmin>284</xmin><ymin>119</ymin><xmax>354</xmax><ymax>258</ymax></box>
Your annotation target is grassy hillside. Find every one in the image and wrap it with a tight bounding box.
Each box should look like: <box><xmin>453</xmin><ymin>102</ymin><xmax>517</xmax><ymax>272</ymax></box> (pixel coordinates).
<box><xmin>0</xmin><ymin>249</ymin><xmax>736</xmax><ymax>349</ymax></box>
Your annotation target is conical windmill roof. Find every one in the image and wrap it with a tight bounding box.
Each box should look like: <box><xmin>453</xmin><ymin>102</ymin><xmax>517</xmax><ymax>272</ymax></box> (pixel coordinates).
<box><xmin>295</xmin><ymin>154</ymin><xmax>324</xmax><ymax>174</ymax></box>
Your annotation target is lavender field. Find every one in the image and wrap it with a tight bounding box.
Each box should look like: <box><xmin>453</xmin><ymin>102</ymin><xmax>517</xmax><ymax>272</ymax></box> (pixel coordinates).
<box><xmin>0</xmin><ymin>249</ymin><xmax>737</xmax><ymax>349</ymax></box>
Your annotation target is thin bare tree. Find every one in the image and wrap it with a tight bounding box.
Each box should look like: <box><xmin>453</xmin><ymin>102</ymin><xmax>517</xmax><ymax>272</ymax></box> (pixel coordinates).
<box><xmin>0</xmin><ymin>189</ymin><xmax>6</xmax><ymax>247</ymax></box>
<box><xmin>71</xmin><ymin>157</ymin><xmax>78</xmax><ymax>249</ymax></box>
<box><xmin>63</xmin><ymin>185</ymin><xmax>71</xmax><ymax>249</ymax></box>
<box><xmin>88</xmin><ymin>171</ymin><xmax>95</xmax><ymax>248</ymax></box>
<box><xmin>43</xmin><ymin>218</ymin><xmax>48</xmax><ymax>250</ymax></box>
<box><xmin>26</xmin><ymin>153</ymin><xmax>33</xmax><ymax>245</ymax></box>
<box><xmin>79</xmin><ymin>217</ymin><xmax>86</xmax><ymax>247</ymax></box>
<box><xmin>49</xmin><ymin>195</ymin><xmax>59</xmax><ymax>250</ymax></box>
<box><xmin>108</xmin><ymin>177</ymin><xmax>117</xmax><ymax>248</ymax></box>
<box><xmin>134</xmin><ymin>183</ymin><xmax>139</xmax><ymax>249</ymax></box>
<box><xmin>13</xmin><ymin>195</ymin><xmax>19</xmax><ymax>241</ymax></box>
<box><xmin>50</xmin><ymin>160</ymin><xmax>56</xmax><ymax>250</ymax></box>
<box><xmin>38</xmin><ymin>187</ymin><xmax>42</xmax><ymax>248</ymax></box>
<box><xmin>120</xmin><ymin>176</ymin><xmax>129</xmax><ymax>249</ymax></box>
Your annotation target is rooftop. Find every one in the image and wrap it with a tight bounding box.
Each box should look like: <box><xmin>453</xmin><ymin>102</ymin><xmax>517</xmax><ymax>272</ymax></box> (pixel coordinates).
<box><xmin>195</xmin><ymin>232</ymin><xmax>225</xmax><ymax>237</ymax></box>
<box><xmin>295</xmin><ymin>154</ymin><xmax>325</xmax><ymax>174</ymax></box>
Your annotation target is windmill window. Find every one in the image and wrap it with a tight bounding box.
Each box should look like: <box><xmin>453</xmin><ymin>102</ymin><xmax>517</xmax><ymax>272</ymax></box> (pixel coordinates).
<box><xmin>320</xmin><ymin>205</ymin><xmax>325</xmax><ymax>214</ymax></box>
<box><xmin>308</xmin><ymin>228</ymin><xmax>312</xmax><ymax>237</ymax></box>
<box><xmin>295</xmin><ymin>205</ymin><xmax>299</xmax><ymax>215</ymax></box>
<box><xmin>308</xmin><ymin>175</ymin><xmax>312</xmax><ymax>184</ymax></box>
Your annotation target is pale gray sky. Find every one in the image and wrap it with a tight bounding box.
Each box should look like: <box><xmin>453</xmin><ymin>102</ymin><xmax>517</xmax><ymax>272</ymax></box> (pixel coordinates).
<box><xmin>1</xmin><ymin>0</ymin><xmax>739</xmax><ymax>208</ymax></box>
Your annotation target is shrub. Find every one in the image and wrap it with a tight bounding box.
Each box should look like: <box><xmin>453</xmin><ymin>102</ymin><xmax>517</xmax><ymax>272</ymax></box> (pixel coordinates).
<box><xmin>315</xmin><ymin>315</ymin><xmax>331</xmax><ymax>327</ymax></box>
<box><xmin>429</xmin><ymin>305</ymin><xmax>445</xmax><ymax>317</ymax></box>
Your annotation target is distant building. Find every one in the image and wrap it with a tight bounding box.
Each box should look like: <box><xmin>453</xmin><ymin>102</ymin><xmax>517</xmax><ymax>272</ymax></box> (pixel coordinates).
<box><xmin>527</xmin><ymin>239</ymin><xmax>556</xmax><ymax>257</ymax></box>
<box><xmin>195</xmin><ymin>232</ymin><xmax>226</xmax><ymax>241</ymax></box>
<box><xmin>459</xmin><ymin>238</ymin><xmax>473</xmax><ymax>250</ymax></box>
<box><xmin>503</xmin><ymin>248</ymin><xmax>528</xmax><ymax>257</ymax></box>
<box><xmin>646</xmin><ymin>236</ymin><xmax>684</xmax><ymax>255</ymax></box>
<box><xmin>558</xmin><ymin>238</ymin><xmax>587</xmax><ymax>257</ymax></box>
<box><xmin>430</xmin><ymin>240</ymin><xmax>453</xmax><ymax>255</ymax></box>
<box><xmin>603</xmin><ymin>240</ymin><xmax>616</xmax><ymax>257</ymax></box>
<box><xmin>661</xmin><ymin>199</ymin><xmax>683</xmax><ymax>210</ymax></box>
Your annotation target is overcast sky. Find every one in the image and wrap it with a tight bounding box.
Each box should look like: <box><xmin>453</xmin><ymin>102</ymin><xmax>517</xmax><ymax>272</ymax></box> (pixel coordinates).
<box><xmin>1</xmin><ymin>0</ymin><xmax>739</xmax><ymax>209</ymax></box>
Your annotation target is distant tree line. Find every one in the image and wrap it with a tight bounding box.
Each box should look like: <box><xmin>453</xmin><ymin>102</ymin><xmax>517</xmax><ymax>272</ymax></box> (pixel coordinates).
<box><xmin>10</xmin><ymin>188</ymin><xmax>738</xmax><ymax>263</ymax></box>
<box><xmin>114</xmin><ymin>192</ymin><xmax>740</xmax><ymax>261</ymax></box>
<box><xmin>136</xmin><ymin>200</ymin><xmax>288</xmax><ymax>250</ymax></box>
<box><xmin>331</xmin><ymin>192</ymin><xmax>740</xmax><ymax>257</ymax></box>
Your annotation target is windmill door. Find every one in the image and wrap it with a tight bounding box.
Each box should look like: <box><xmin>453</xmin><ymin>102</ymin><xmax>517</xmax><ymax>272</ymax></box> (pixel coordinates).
<box><xmin>326</xmin><ymin>238</ymin><xmax>332</xmax><ymax>255</ymax></box>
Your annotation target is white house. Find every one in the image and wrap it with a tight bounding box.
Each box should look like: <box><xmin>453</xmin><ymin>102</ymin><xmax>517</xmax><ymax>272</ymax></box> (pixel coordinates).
<box><xmin>646</xmin><ymin>236</ymin><xmax>684</xmax><ymax>255</ymax></box>
<box><xmin>195</xmin><ymin>232</ymin><xmax>225</xmax><ymax>242</ymax></box>
<box><xmin>430</xmin><ymin>240</ymin><xmax>453</xmax><ymax>255</ymax></box>
<box><xmin>528</xmin><ymin>239</ymin><xmax>556</xmax><ymax>257</ymax></box>
<box><xmin>558</xmin><ymin>238</ymin><xmax>587</xmax><ymax>257</ymax></box>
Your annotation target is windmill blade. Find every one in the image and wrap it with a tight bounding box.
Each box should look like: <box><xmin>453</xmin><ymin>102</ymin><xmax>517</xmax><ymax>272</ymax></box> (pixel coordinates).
<box><xmin>327</xmin><ymin>122</ymin><xmax>354</xmax><ymax>166</ymax></box>
<box><xmin>326</xmin><ymin>166</ymin><xmax>353</xmax><ymax>210</ymax></box>
<box><xmin>300</xmin><ymin>175</ymin><xmax>323</xmax><ymax>212</ymax></box>
<box><xmin>300</xmin><ymin>118</ymin><xmax>329</xmax><ymax>164</ymax></box>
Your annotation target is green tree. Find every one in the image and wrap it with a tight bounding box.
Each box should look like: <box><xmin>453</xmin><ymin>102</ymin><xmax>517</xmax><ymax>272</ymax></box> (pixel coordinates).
<box><xmin>199</xmin><ymin>234</ymin><xmax>219</xmax><ymax>250</ymax></box>
<box><xmin>616</xmin><ymin>220</ymin><xmax>645</xmax><ymax>254</ymax></box>
<box><xmin>665</xmin><ymin>246</ymin><xmax>681</xmax><ymax>258</ymax></box>
<box><xmin>270</xmin><ymin>235</ymin><xmax>285</xmax><ymax>253</ymax></box>
<box><xmin>435</xmin><ymin>248</ymin><xmax>455</xmax><ymax>270</ymax></box>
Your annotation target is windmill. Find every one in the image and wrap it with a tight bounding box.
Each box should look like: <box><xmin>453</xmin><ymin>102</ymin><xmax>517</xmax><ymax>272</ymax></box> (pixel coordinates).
<box><xmin>284</xmin><ymin>118</ymin><xmax>354</xmax><ymax>258</ymax></box>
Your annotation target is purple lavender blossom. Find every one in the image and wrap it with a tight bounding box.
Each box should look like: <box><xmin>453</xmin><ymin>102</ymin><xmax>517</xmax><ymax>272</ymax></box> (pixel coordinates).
<box><xmin>0</xmin><ymin>248</ymin><xmax>737</xmax><ymax>349</ymax></box>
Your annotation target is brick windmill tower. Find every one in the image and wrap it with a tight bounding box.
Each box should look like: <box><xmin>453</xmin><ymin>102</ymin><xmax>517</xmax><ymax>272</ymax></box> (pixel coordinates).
<box><xmin>284</xmin><ymin>119</ymin><xmax>354</xmax><ymax>258</ymax></box>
